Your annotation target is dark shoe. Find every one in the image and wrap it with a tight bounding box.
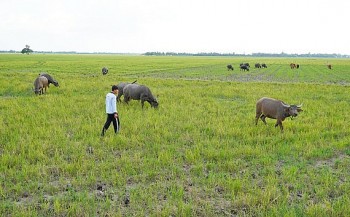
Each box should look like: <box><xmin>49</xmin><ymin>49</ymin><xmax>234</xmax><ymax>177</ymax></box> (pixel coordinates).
<box><xmin>101</xmin><ymin>128</ymin><xmax>106</xmax><ymax>136</ymax></box>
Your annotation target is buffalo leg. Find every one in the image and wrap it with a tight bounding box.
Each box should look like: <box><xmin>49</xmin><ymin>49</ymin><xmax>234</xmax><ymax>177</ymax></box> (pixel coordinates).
<box><xmin>141</xmin><ymin>94</ymin><xmax>149</xmax><ymax>109</ymax></box>
<box><xmin>141</xmin><ymin>100</ymin><xmax>145</xmax><ymax>109</ymax></box>
<box><xmin>260</xmin><ymin>115</ymin><xmax>267</xmax><ymax>125</ymax></box>
<box><xmin>124</xmin><ymin>97</ymin><xmax>129</xmax><ymax>104</ymax></box>
<box><xmin>255</xmin><ymin>112</ymin><xmax>261</xmax><ymax>125</ymax></box>
<box><xmin>275</xmin><ymin>120</ymin><xmax>284</xmax><ymax>131</ymax></box>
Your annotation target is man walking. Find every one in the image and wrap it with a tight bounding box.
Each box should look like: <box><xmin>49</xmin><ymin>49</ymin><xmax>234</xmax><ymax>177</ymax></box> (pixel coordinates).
<box><xmin>101</xmin><ymin>85</ymin><xmax>120</xmax><ymax>136</ymax></box>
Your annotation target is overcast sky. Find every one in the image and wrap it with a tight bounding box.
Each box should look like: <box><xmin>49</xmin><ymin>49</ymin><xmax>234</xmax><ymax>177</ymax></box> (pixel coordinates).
<box><xmin>1</xmin><ymin>0</ymin><xmax>349</xmax><ymax>54</ymax></box>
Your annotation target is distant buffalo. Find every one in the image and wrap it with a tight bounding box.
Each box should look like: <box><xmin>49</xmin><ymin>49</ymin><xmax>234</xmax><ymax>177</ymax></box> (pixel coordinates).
<box><xmin>261</xmin><ymin>63</ymin><xmax>267</xmax><ymax>68</ymax></box>
<box><xmin>39</xmin><ymin>73</ymin><xmax>59</xmax><ymax>87</ymax></box>
<box><xmin>102</xmin><ymin>67</ymin><xmax>108</xmax><ymax>75</ymax></box>
<box><xmin>240</xmin><ymin>64</ymin><xmax>249</xmax><ymax>71</ymax></box>
<box><xmin>255</xmin><ymin>63</ymin><xmax>261</xmax><ymax>68</ymax></box>
<box><xmin>255</xmin><ymin>97</ymin><xmax>303</xmax><ymax>132</ymax></box>
<box><xmin>123</xmin><ymin>84</ymin><xmax>158</xmax><ymax>109</ymax></box>
<box><xmin>290</xmin><ymin>63</ymin><xmax>299</xmax><ymax>69</ymax></box>
<box><xmin>227</xmin><ymin>64</ymin><xmax>234</xmax><ymax>71</ymax></box>
<box><xmin>116</xmin><ymin>80</ymin><xmax>137</xmax><ymax>102</ymax></box>
<box><xmin>34</xmin><ymin>76</ymin><xmax>49</xmax><ymax>95</ymax></box>
<box><xmin>327</xmin><ymin>64</ymin><xmax>332</xmax><ymax>69</ymax></box>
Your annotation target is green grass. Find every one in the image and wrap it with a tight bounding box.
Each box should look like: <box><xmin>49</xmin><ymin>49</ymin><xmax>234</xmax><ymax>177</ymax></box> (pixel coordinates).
<box><xmin>0</xmin><ymin>54</ymin><xmax>350</xmax><ymax>216</ymax></box>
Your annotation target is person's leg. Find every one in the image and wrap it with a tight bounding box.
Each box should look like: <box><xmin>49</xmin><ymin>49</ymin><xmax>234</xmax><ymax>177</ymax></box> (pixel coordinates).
<box><xmin>101</xmin><ymin>114</ymin><xmax>113</xmax><ymax>136</ymax></box>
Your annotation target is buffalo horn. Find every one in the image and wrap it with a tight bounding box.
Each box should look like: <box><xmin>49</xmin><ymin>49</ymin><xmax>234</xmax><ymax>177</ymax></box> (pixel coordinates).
<box><xmin>281</xmin><ymin>102</ymin><xmax>290</xmax><ymax>108</ymax></box>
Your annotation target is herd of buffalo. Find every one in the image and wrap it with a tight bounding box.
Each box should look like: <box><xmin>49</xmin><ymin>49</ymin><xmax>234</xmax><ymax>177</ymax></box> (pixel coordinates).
<box><xmin>227</xmin><ymin>62</ymin><xmax>333</xmax><ymax>71</ymax></box>
<box><xmin>31</xmin><ymin>62</ymin><xmax>340</xmax><ymax>131</ymax></box>
<box><xmin>227</xmin><ymin>63</ymin><xmax>268</xmax><ymax>71</ymax></box>
<box><xmin>33</xmin><ymin>69</ymin><xmax>159</xmax><ymax>109</ymax></box>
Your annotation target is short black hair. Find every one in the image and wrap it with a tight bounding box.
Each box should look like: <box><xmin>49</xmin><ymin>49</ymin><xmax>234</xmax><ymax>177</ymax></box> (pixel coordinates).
<box><xmin>112</xmin><ymin>85</ymin><xmax>118</xmax><ymax>91</ymax></box>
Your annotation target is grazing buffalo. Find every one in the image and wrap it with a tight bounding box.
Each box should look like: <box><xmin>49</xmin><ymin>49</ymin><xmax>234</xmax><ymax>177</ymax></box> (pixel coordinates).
<box><xmin>255</xmin><ymin>97</ymin><xmax>303</xmax><ymax>132</ymax></box>
<box><xmin>123</xmin><ymin>84</ymin><xmax>158</xmax><ymax>109</ymax></box>
<box><xmin>102</xmin><ymin>67</ymin><xmax>108</xmax><ymax>75</ymax></box>
<box><xmin>261</xmin><ymin>63</ymin><xmax>267</xmax><ymax>68</ymax></box>
<box><xmin>34</xmin><ymin>76</ymin><xmax>49</xmax><ymax>95</ymax></box>
<box><xmin>227</xmin><ymin>64</ymin><xmax>234</xmax><ymax>71</ymax></box>
<box><xmin>255</xmin><ymin>63</ymin><xmax>261</xmax><ymax>68</ymax></box>
<box><xmin>240</xmin><ymin>64</ymin><xmax>249</xmax><ymax>71</ymax></box>
<box><xmin>39</xmin><ymin>73</ymin><xmax>59</xmax><ymax>87</ymax></box>
<box><xmin>327</xmin><ymin>64</ymin><xmax>332</xmax><ymax>69</ymax></box>
<box><xmin>290</xmin><ymin>63</ymin><xmax>300</xmax><ymax>69</ymax></box>
<box><xmin>116</xmin><ymin>80</ymin><xmax>137</xmax><ymax>102</ymax></box>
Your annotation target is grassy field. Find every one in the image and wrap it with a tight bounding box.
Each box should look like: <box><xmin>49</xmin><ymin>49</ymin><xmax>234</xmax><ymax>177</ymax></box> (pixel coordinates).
<box><xmin>0</xmin><ymin>54</ymin><xmax>350</xmax><ymax>216</ymax></box>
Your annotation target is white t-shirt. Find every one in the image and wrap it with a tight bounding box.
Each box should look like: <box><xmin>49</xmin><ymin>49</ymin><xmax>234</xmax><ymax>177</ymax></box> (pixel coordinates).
<box><xmin>105</xmin><ymin>92</ymin><xmax>117</xmax><ymax>114</ymax></box>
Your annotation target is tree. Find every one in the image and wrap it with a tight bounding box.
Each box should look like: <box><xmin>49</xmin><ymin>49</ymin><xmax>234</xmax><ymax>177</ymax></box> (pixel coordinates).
<box><xmin>21</xmin><ymin>45</ymin><xmax>33</xmax><ymax>54</ymax></box>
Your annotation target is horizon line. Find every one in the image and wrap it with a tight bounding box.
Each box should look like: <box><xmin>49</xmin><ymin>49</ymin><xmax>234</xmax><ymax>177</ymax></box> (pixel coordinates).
<box><xmin>1</xmin><ymin>50</ymin><xmax>349</xmax><ymax>57</ymax></box>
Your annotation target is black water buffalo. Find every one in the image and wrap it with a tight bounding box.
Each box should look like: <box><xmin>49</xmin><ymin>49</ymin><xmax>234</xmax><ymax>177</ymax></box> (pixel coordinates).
<box><xmin>261</xmin><ymin>63</ymin><xmax>267</xmax><ymax>68</ymax></box>
<box><xmin>123</xmin><ymin>84</ymin><xmax>158</xmax><ymax>109</ymax></box>
<box><xmin>102</xmin><ymin>67</ymin><xmax>108</xmax><ymax>75</ymax></box>
<box><xmin>116</xmin><ymin>80</ymin><xmax>137</xmax><ymax>102</ymax></box>
<box><xmin>227</xmin><ymin>64</ymin><xmax>234</xmax><ymax>70</ymax></box>
<box><xmin>255</xmin><ymin>63</ymin><xmax>261</xmax><ymax>68</ymax></box>
<box><xmin>34</xmin><ymin>76</ymin><xmax>49</xmax><ymax>95</ymax></box>
<box><xmin>255</xmin><ymin>97</ymin><xmax>303</xmax><ymax>132</ymax></box>
<box><xmin>39</xmin><ymin>73</ymin><xmax>59</xmax><ymax>87</ymax></box>
<box><xmin>327</xmin><ymin>64</ymin><xmax>332</xmax><ymax>69</ymax></box>
<box><xmin>240</xmin><ymin>65</ymin><xmax>249</xmax><ymax>71</ymax></box>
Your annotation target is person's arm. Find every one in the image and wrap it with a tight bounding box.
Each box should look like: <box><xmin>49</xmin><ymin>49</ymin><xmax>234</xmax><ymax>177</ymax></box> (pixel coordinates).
<box><xmin>112</xmin><ymin>96</ymin><xmax>118</xmax><ymax>118</ymax></box>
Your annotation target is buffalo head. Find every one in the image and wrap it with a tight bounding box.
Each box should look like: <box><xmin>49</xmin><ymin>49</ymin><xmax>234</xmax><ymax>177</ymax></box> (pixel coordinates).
<box><xmin>150</xmin><ymin>99</ymin><xmax>159</xmax><ymax>108</ymax></box>
<box><xmin>283</xmin><ymin>103</ymin><xmax>303</xmax><ymax>118</ymax></box>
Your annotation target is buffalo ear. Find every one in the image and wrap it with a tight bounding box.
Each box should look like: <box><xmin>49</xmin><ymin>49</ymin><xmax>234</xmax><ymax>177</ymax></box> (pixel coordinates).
<box><xmin>297</xmin><ymin>108</ymin><xmax>303</xmax><ymax>112</ymax></box>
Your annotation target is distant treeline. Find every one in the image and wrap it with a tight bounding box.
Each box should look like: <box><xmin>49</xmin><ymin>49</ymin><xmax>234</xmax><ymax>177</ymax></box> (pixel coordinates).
<box><xmin>0</xmin><ymin>50</ymin><xmax>136</xmax><ymax>55</ymax></box>
<box><xmin>1</xmin><ymin>50</ymin><xmax>349</xmax><ymax>58</ymax></box>
<box><xmin>0</xmin><ymin>50</ymin><xmax>79</xmax><ymax>54</ymax></box>
<box><xmin>143</xmin><ymin>51</ymin><xmax>350</xmax><ymax>58</ymax></box>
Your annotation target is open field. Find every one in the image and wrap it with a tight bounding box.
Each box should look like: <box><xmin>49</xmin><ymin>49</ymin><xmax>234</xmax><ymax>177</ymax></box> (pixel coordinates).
<box><xmin>1</xmin><ymin>54</ymin><xmax>350</xmax><ymax>216</ymax></box>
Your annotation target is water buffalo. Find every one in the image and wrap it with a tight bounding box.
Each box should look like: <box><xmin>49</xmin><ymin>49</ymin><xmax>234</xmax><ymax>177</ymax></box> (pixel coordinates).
<box><xmin>102</xmin><ymin>67</ymin><xmax>108</xmax><ymax>75</ymax></box>
<box><xmin>34</xmin><ymin>76</ymin><xmax>49</xmax><ymax>95</ymax></box>
<box><xmin>261</xmin><ymin>63</ymin><xmax>267</xmax><ymax>68</ymax></box>
<box><xmin>290</xmin><ymin>63</ymin><xmax>300</xmax><ymax>69</ymax></box>
<box><xmin>255</xmin><ymin>63</ymin><xmax>261</xmax><ymax>68</ymax></box>
<box><xmin>116</xmin><ymin>80</ymin><xmax>137</xmax><ymax>102</ymax></box>
<box><xmin>227</xmin><ymin>64</ymin><xmax>234</xmax><ymax>71</ymax></box>
<box><xmin>327</xmin><ymin>64</ymin><xmax>332</xmax><ymax>69</ymax></box>
<box><xmin>39</xmin><ymin>73</ymin><xmax>59</xmax><ymax>87</ymax></box>
<box><xmin>123</xmin><ymin>84</ymin><xmax>158</xmax><ymax>109</ymax></box>
<box><xmin>240</xmin><ymin>65</ymin><xmax>249</xmax><ymax>71</ymax></box>
<box><xmin>255</xmin><ymin>97</ymin><xmax>303</xmax><ymax>132</ymax></box>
